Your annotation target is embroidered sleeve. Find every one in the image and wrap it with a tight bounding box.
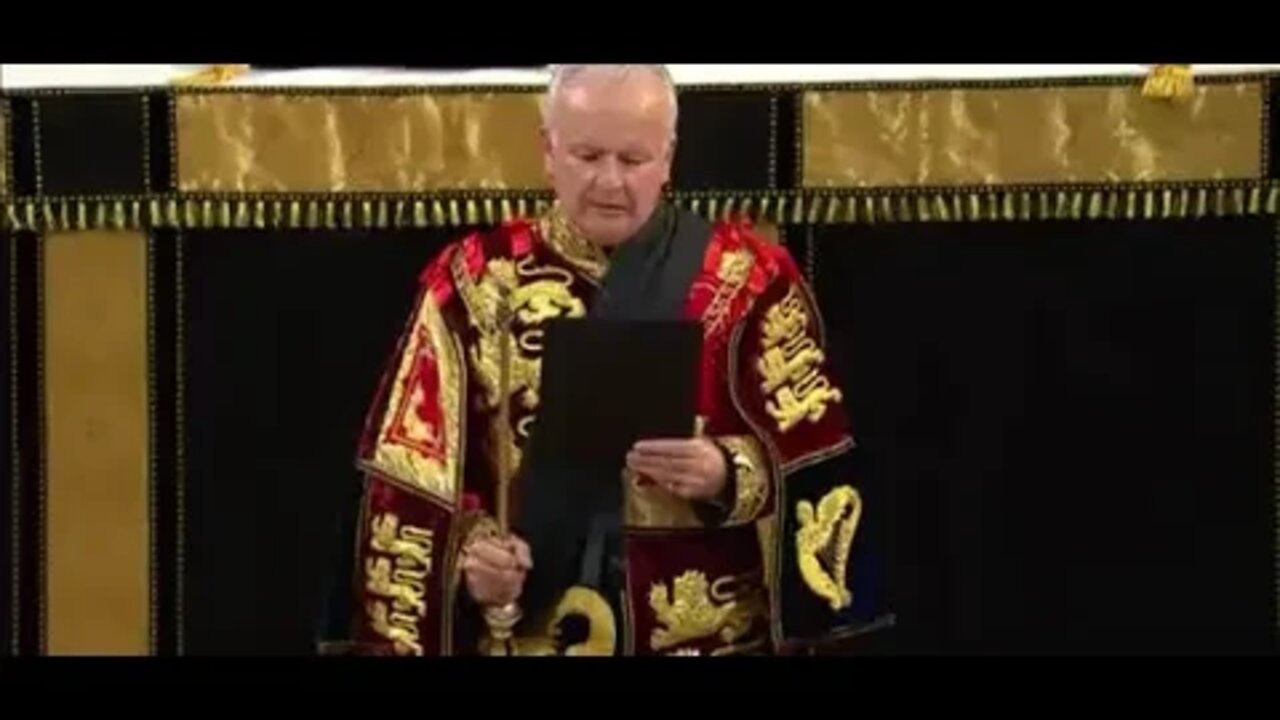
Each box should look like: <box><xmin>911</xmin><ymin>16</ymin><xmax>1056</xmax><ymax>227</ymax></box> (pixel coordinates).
<box><xmin>728</xmin><ymin>253</ymin><xmax>889</xmax><ymax>649</ymax></box>
<box><xmin>731</xmin><ymin>268</ymin><xmax>853</xmax><ymax>472</ymax></box>
<box><xmin>342</xmin><ymin>245</ymin><xmax>476</xmax><ymax>656</ymax></box>
<box><xmin>715</xmin><ymin>434</ymin><xmax>771</xmax><ymax>524</ymax></box>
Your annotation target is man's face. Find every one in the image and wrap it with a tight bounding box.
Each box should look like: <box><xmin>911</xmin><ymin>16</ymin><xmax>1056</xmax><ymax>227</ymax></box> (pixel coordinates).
<box><xmin>542</xmin><ymin>71</ymin><xmax>675</xmax><ymax>246</ymax></box>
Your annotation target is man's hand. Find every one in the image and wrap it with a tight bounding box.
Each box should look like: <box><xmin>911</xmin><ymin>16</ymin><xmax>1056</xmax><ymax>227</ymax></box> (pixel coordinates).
<box><xmin>626</xmin><ymin>437</ymin><xmax>728</xmax><ymax>502</ymax></box>
<box><xmin>461</xmin><ymin>534</ymin><xmax>532</xmax><ymax>607</ymax></box>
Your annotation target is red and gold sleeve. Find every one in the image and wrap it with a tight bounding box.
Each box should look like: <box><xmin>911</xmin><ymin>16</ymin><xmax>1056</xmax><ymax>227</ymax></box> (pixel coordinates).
<box><xmin>730</xmin><ymin>247</ymin><xmax>889</xmax><ymax>649</ymax></box>
<box><xmin>340</xmin><ymin>244</ymin><xmax>483</xmax><ymax>656</ymax></box>
<box><xmin>681</xmin><ymin>432</ymin><xmax>772</xmax><ymax>530</ymax></box>
<box><xmin>682</xmin><ymin>224</ymin><xmax>782</xmax><ymax>529</ymax></box>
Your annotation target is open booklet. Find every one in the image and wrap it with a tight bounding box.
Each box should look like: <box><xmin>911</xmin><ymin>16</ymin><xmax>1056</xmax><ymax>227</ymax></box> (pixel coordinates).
<box><xmin>529</xmin><ymin>318</ymin><xmax>703</xmax><ymax>471</ymax></box>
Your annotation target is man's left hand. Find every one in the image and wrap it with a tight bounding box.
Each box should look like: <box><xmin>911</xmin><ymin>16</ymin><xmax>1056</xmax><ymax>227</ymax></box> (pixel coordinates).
<box><xmin>626</xmin><ymin>437</ymin><xmax>727</xmax><ymax>502</ymax></box>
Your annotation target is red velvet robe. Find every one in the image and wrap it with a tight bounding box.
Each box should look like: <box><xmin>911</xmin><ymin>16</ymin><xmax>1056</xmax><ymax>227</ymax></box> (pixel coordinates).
<box><xmin>334</xmin><ymin>207</ymin><xmax>884</xmax><ymax>656</ymax></box>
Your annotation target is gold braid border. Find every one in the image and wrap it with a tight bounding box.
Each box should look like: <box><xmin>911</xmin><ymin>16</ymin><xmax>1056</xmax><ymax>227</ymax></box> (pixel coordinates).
<box><xmin>0</xmin><ymin>184</ymin><xmax>1278</xmax><ymax>231</ymax></box>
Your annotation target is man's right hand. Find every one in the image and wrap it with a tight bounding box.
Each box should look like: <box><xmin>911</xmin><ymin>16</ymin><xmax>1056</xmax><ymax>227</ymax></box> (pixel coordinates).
<box><xmin>461</xmin><ymin>534</ymin><xmax>532</xmax><ymax>607</ymax></box>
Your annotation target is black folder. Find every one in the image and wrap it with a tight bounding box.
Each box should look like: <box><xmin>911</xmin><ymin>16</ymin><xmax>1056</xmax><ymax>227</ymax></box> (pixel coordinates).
<box><xmin>530</xmin><ymin>318</ymin><xmax>702</xmax><ymax>471</ymax></box>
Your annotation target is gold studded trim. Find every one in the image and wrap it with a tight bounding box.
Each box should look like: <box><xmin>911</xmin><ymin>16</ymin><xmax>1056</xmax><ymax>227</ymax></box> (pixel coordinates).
<box><xmin>1</xmin><ymin>184</ymin><xmax>1278</xmax><ymax>232</ymax></box>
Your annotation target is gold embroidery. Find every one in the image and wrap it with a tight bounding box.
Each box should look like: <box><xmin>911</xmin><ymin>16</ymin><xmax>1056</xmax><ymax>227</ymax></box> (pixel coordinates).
<box><xmin>368</xmin><ymin>294</ymin><xmax>463</xmax><ymax>502</ymax></box>
<box><xmin>539</xmin><ymin>204</ymin><xmax>608</xmax><ymax>282</ymax></box>
<box><xmin>364</xmin><ymin>512</ymin><xmax>436</xmax><ymax>656</ymax></box>
<box><xmin>454</xmin><ymin>251</ymin><xmax>587</xmax><ymax>481</ymax></box>
<box><xmin>795</xmin><ymin>485</ymin><xmax>861</xmax><ymax>611</ymax></box>
<box><xmin>700</xmin><ymin>249</ymin><xmax>754</xmax><ymax>338</ymax></box>
<box><xmin>648</xmin><ymin>571</ymin><xmax>765</xmax><ymax>652</ymax></box>
<box><xmin>755</xmin><ymin>285</ymin><xmax>843</xmax><ymax>433</ymax></box>
<box><xmin>457</xmin><ymin>256</ymin><xmax>585</xmax><ymax>395</ymax></box>
<box><xmin>367</xmin><ymin>600</ymin><xmax>424</xmax><ymax>656</ymax></box>
<box><xmin>718</xmin><ymin>252</ymin><xmax>753</xmax><ymax>283</ymax></box>
<box><xmin>758</xmin><ymin>338</ymin><xmax>824</xmax><ymax>394</ymax></box>
<box><xmin>718</xmin><ymin>435</ymin><xmax>770</xmax><ymax>524</ymax></box>
<box><xmin>366</xmin><ymin>558</ymin><xmax>426</xmax><ymax>616</ymax></box>
<box><xmin>370</xmin><ymin>513</ymin><xmax>435</xmax><ymax>572</ymax></box>
<box><xmin>500</xmin><ymin>586</ymin><xmax>617</xmax><ymax>657</ymax></box>
<box><xmin>760</xmin><ymin>285</ymin><xmax>810</xmax><ymax>347</ymax></box>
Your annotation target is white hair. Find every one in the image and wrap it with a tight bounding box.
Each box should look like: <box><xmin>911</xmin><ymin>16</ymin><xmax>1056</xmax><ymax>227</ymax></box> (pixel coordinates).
<box><xmin>542</xmin><ymin>64</ymin><xmax>679</xmax><ymax>133</ymax></box>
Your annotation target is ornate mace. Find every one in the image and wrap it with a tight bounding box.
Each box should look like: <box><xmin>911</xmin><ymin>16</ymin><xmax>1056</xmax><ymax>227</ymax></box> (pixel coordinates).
<box><xmin>483</xmin><ymin>279</ymin><xmax>522</xmax><ymax>655</ymax></box>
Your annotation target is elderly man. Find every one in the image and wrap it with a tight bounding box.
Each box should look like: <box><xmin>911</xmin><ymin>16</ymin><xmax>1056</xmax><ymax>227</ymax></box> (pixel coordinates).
<box><xmin>318</xmin><ymin>64</ymin><xmax>886</xmax><ymax>656</ymax></box>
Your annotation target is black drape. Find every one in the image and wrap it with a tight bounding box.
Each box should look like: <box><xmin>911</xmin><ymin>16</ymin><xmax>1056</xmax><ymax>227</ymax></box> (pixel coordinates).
<box><xmin>811</xmin><ymin>218</ymin><xmax>1276</xmax><ymax>654</ymax></box>
<box><xmin>182</xmin><ymin>228</ymin><xmax>452</xmax><ymax>654</ymax></box>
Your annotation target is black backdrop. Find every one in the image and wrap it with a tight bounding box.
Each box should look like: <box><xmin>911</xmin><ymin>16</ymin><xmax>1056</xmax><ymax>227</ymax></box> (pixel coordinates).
<box><xmin>179</xmin><ymin>228</ymin><xmax>450</xmax><ymax>654</ymax></box>
<box><xmin>1</xmin><ymin>232</ymin><xmax>12</xmax><ymax>656</ymax></box>
<box><xmin>810</xmin><ymin>218</ymin><xmax>1275</xmax><ymax>653</ymax></box>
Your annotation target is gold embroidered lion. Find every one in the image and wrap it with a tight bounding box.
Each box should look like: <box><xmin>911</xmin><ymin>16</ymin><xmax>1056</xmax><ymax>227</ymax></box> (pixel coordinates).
<box><xmin>367</xmin><ymin>600</ymin><xmax>424</xmax><ymax>656</ymax></box>
<box><xmin>648</xmin><ymin>570</ymin><xmax>762</xmax><ymax>652</ymax></box>
<box><xmin>755</xmin><ymin>285</ymin><xmax>844</xmax><ymax>433</ymax></box>
<box><xmin>369</xmin><ymin>513</ymin><xmax>432</xmax><ymax>570</ymax></box>
<box><xmin>463</xmin><ymin>257</ymin><xmax>587</xmax><ymax>411</ymax></box>
<box><xmin>365</xmin><ymin>557</ymin><xmax>426</xmax><ymax>616</ymax></box>
<box><xmin>795</xmin><ymin>485</ymin><xmax>862</xmax><ymax>611</ymax></box>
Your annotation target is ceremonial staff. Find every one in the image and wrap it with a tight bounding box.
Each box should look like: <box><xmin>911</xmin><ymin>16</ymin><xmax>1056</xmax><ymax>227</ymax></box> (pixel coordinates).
<box><xmin>483</xmin><ymin>280</ymin><xmax>522</xmax><ymax>655</ymax></box>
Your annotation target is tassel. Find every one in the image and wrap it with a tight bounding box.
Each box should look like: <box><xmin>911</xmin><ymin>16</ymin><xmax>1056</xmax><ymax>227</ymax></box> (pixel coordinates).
<box><xmin>1142</xmin><ymin>64</ymin><xmax>1194</xmax><ymax>100</ymax></box>
<box><xmin>171</xmin><ymin>64</ymin><xmax>250</xmax><ymax>86</ymax></box>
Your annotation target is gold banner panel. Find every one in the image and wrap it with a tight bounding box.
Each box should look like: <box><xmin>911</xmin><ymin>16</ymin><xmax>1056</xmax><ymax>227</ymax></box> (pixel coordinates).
<box><xmin>176</xmin><ymin>93</ymin><xmax>549</xmax><ymax>192</ymax></box>
<box><xmin>44</xmin><ymin>230</ymin><xmax>149</xmax><ymax>655</ymax></box>
<box><xmin>803</xmin><ymin>82</ymin><xmax>1263</xmax><ymax>187</ymax></box>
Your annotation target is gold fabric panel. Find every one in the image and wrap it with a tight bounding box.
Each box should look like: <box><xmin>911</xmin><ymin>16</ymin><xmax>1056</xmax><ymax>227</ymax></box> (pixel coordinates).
<box><xmin>44</xmin><ymin>230</ymin><xmax>149</xmax><ymax>655</ymax></box>
<box><xmin>803</xmin><ymin>82</ymin><xmax>1263</xmax><ymax>186</ymax></box>
<box><xmin>176</xmin><ymin>93</ymin><xmax>549</xmax><ymax>192</ymax></box>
